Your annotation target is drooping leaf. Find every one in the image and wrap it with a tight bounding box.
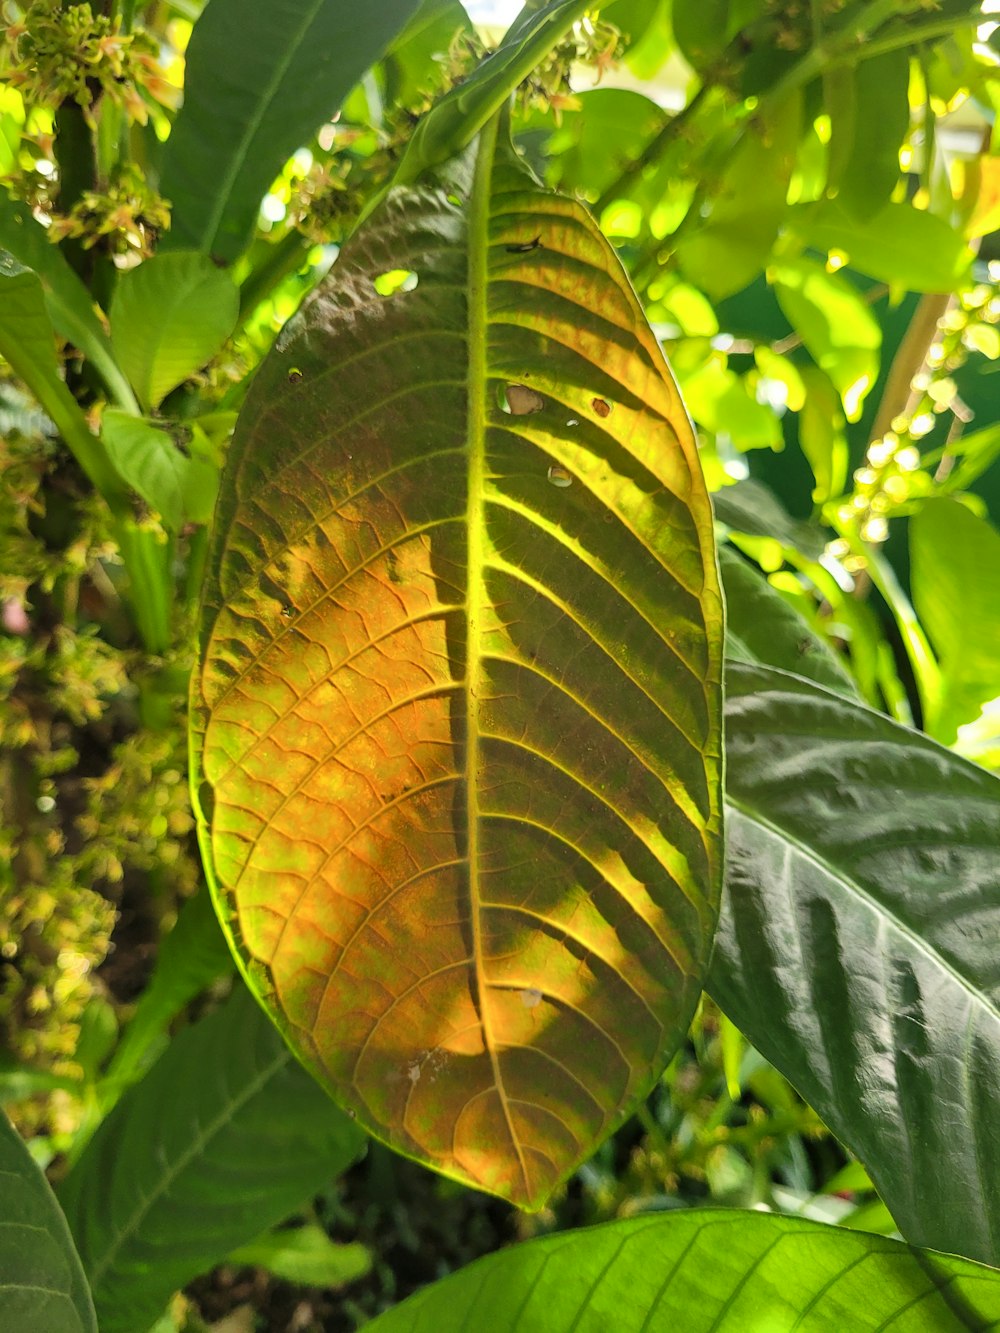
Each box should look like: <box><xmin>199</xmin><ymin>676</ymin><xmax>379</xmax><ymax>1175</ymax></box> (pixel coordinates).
<box><xmin>0</xmin><ymin>254</ymin><xmax>128</xmax><ymax>508</ymax></box>
<box><xmin>674</xmin><ymin>92</ymin><xmax>801</xmax><ymax>301</ymax></box>
<box><xmin>0</xmin><ymin>1111</ymin><xmax>97</xmax><ymax>1333</ymax></box>
<box><xmin>191</xmin><ymin>118</ymin><xmax>724</xmax><ymax>1209</ymax></box>
<box><xmin>0</xmin><ymin>190</ymin><xmax>136</xmax><ymax>410</ymax></box>
<box><xmin>790</xmin><ymin>199</ymin><xmax>973</xmax><ymax>292</ymax></box>
<box><xmin>57</xmin><ymin>985</ymin><xmax>365</xmax><ymax>1333</ymax></box>
<box><xmin>797</xmin><ymin>365</ymin><xmax>849</xmax><ymax>502</ymax></box>
<box><xmin>831</xmin><ymin>51</ymin><xmax>911</xmax><ymax>222</ymax></box>
<box><xmin>364</xmin><ymin>1207</ymin><xmax>1000</xmax><ymax>1332</ymax></box>
<box><xmin>109</xmin><ymin>252</ymin><xmax>239</xmax><ymax>411</ymax></box>
<box><xmin>770</xmin><ymin>257</ymin><xmax>880</xmax><ymax>422</ymax></box>
<box><xmin>161</xmin><ymin>0</ymin><xmax>421</xmax><ymax>261</ymax></box>
<box><xmin>711</xmin><ymin>477</ymin><xmax>828</xmax><ymax>560</ymax></box>
<box><xmin>711</xmin><ymin>663</ymin><xmax>1000</xmax><ymax>1265</ymax></box>
<box><xmin>719</xmin><ymin>545</ymin><xmax>858</xmax><ymax>697</ymax></box>
<box><xmin>102</xmin><ymin>410</ymin><xmax>218</xmax><ymax>533</ymax></box>
<box><xmin>910</xmin><ymin>497</ymin><xmax>1000</xmax><ymax>744</ymax></box>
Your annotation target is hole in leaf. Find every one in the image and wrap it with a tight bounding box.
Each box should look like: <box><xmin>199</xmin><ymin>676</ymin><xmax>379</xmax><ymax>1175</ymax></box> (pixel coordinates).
<box><xmin>287</xmin><ymin>367</ymin><xmax>304</xmax><ymax>384</ymax></box>
<box><xmin>566</xmin><ymin>418</ymin><xmax>579</xmax><ymax>427</ymax></box>
<box><xmin>592</xmin><ymin>397</ymin><xmax>612</xmax><ymax>418</ymax></box>
<box><xmin>506</xmin><ymin>384</ymin><xmax>545</xmax><ymax>415</ymax></box>
<box><xmin>547</xmin><ymin>466</ymin><xmax>573</xmax><ymax>488</ymax></box>
<box><xmin>446</xmin><ymin>192</ymin><xmax>462</xmax><ymax>207</ymax></box>
<box><xmin>374</xmin><ymin>269</ymin><xmax>419</xmax><ymax>296</ymax></box>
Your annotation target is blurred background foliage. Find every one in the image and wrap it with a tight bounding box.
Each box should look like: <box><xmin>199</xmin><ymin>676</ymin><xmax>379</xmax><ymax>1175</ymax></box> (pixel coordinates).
<box><xmin>1</xmin><ymin>0</ymin><xmax>1000</xmax><ymax>1327</ymax></box>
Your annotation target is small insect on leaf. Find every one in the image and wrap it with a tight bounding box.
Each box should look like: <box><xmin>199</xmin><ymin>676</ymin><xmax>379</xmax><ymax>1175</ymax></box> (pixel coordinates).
<box><xmin>506</xmin><ymin>236</ymin><xmax>542</xmax><ymax>253</ymax></box>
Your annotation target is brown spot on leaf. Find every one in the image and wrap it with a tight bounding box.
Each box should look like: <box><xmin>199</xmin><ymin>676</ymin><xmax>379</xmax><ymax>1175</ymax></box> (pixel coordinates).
<box><xmin>592</xmin><ymin>397</ymin><xmax>611</xmax><ymax>418</ymax></box>
<box><xmin>507</xmin><ymin>384</ymin><xmax>545</xmax><ymax>415</ymax></box>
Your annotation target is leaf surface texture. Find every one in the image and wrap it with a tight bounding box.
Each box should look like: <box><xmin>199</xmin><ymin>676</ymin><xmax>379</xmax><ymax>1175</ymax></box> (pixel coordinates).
<box><xmin>192</xmin><ymin>122</ymin><xmax>723</xmax><ymax>1206</ymax></box>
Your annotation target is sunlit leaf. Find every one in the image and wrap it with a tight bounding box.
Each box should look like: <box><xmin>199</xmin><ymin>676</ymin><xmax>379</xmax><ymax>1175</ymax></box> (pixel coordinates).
<box><xmin>675</xmin><ymin>93</ymin><xmax>801</xmax><ymax>300</ymax></box>
<box><xmin>191</xmin><ymin>118</ymin><xmax>724</xmax><ymax>1209</ymax></box>
<box><xmin>790</xmin><ymin>199</ymin><xmax>973</xmax><ymax>292</ymax></box>
<box><xmin>910</xmin><ymin>497</ymin><xmax>1000</xmax><ymax>743</ymax></box>
<box><xmin>770</xmin><ymin>257</ymin><xmax>880</xmax><ymax>422</ymax></box>
<box><xmin>102</xmin><ymin>411</ymin><xmax>218</xmax><ymax>533</ymax></box>
<box><xmin>365</xmin><ymin>1207</ymin><xmax>1000</xmax><ymax>1331</ymax></box>
<box><xmin>832</xmin><ymin>51</ymin><xmax>911</xmax><ymax>223</ymax></box>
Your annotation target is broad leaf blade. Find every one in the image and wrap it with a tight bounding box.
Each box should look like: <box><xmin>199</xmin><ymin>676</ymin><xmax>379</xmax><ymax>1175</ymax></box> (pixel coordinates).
<box><xmin>364</xmin><ymin>1207</ymin><xmax>1000</xmax><ymax>1332</ymax></box>
<box><xmin>109</xmin><ymin>252</ymin><xmax>239</xmax><ymax>411</ymax></box>
<box><xmin>192</xmin><ymin>121</ymin><xmax>724</xmax><ymax>1208</ymax></box>
<box><xmin>719</xmin><ymin>546</ymin><xmax>858</xmax><ymax>698</ymax></box>
<box><xmin>711</xmin><ymin>663</ymin><xmax>1000</xmax><ymax>1265</ymax></box>
<box><xmin>57</xmin><ymin>985</ymin><xmax>365</xmax><ymax>1333</ymax></box>
<box><xmin>161</xmin><ymin>0</ymin><xmax>421</xmax><ymax>261</ymax></box>
<box><xmin>0</xmin><ymin>1110</ymin><xmax>97</xmax><ymax>1333</ymax></box>
<box><xmin>910</xmin><ymin>497</ymin><xmax>1000</xmax><ymax>744</ymax></box>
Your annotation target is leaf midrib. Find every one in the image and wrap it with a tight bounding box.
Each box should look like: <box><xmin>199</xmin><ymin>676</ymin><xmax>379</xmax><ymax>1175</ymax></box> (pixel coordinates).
<box><xmin>723</xmin><ymin>792</ymin><xmax>1000</xmax><ymax>1020</ymax></box>
<box><xmin>85</xmin><ymin>1045</ymin><xmax>290</xmax><ymax>1294</ymax></box>
<box><xmin>465</xmin><ymin>115</ymin><xmax>528</xmax><ymax>1193</ymax></box>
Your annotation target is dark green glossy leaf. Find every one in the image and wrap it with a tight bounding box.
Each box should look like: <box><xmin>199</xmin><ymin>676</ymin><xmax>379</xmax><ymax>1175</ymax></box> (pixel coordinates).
<box><xmin>720</xmin><ymin>545</ymin><xmax>858</xmax><ymax>697</ymax></box>
<box><xmin>57</xmin><ymin>986</ymin><xmax>365</xmax><ymax>1333</ymax></box>
<box><xmin>0</xmin><ymin>1110</ymin><xmax>97</xmax><ymax>1333</ymax></box>
<box><xmin>910</xmin><ymin>497</ymin><xmax>1000</xmax><ymax>744</ymax></box>
<box><xmin>711</xmin><ymin>663</ymin><xmax>1000</xmax><ymax>1264</ymax></box>
<box><xmin>161</xmin><ymin>0</ymin><xmax>421</xmax><ymax>261</ymax></box>
<box><xmin>365</xmin><ymin>1206</ymin><xmax>1000</xmax><ymax>1331</ymax></box>
<box><xmin>191</xmin><ymin>120</ymin><xmax>724</xmax><ymax>1208</ymax></box>
<box><xmin>711</xmin><ymin>477</ymin><xmax>828</xmax><ymax>560</ymax></box>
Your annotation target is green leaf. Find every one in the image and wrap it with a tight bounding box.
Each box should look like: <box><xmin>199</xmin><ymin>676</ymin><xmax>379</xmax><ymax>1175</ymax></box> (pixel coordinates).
<box><xmin>910</xmin><ymin>497</ymin><xmax>1000</xmax><ymax>744</ymax></box>
<box><xmin>797</xmin><ymin>366</ymin><xmax>849</xmax><ymax>502</ymax></box>
<box><xmin>675</xmin><ymin>93</ymin><xmax>801</xmax><ymax>301</ymax></box>
<box><xmin>832</xmin><ymin>51</ymin><xmax>911</xmax><ymax>222</ymax></box>
<box><xmin>0</xmin><ymin>1109</ymin><xmax>97</xmax><ymax>1333</ymax></box>
<box><xmin>539</xmin><ymin>89</ymin><xmax>667</xmax><ymax>203</ymax></box>
<box><xmin>363</xmin><ymin>1207</ymin><xmax>1000</xmax><ymax>1331</ymax></box>
<box><xmin>0</xmin><ymin>190</ymin><xmax>136</xmax><ymax>410</ymax></box>
<box><xmin>109</xmin><ymin>252</ymin><xmax>239</xmax><ymax>411</ymax></box>
<box><xmin>226</xmin><ymin>1224</ymin><xmax>371</xmax><ymax>1287</ymax></box>
<box><xmin>99</xmin><ymin>887</ymin><xmax>233</xmax><ymax>1107</ymax></box>
<box><xmin>0</xmin><ymin>254</ymin><xmax>128</xmax><ymax>508</ymax></box>
<box><xmin>720</xmin><ymin>546</ymin><xmax>858</xmax><ymax>697</ymax></box>
<box><xmin>102</xmin><ymin>410</ymin><xmax>218</xmax><ymax>533</ymax></box>
<box><xmin>711</xmin><ymin>663</ymin><xmax>1000</xmax><ymax>1265</ymax></box>
<box><xmin>387</xmin><ymin>0</ymin><xmax>592</xmax><ymax>197</ymax></box>
<box><xmin>161</xmin><ymin>0</ymin><xmax>422</xmax><ymax>262</ymax></box>
<box><xmin>770</xmin><ymin>257</ymin><xmax>880</xmax><ymax>422</ymax></box>
<box><xmin>790</xmin><ymin>199</ymin><xmax>973</xmax><ymax>291</ymax></box>
<box><xmin>711</xmin><ymin>477</ymin><xmax>828</xmax><ymax>560</ymax></box>
<box><xmin>191</xmin><ymin>118</ymin><xmax>724</xmax><ymax>1209</ymax></box>
<box><xmin>381</xmin><ymin>0</ymin><xmax>473</xmax><ymax>109</ymax></box>
<box><xmin>57</xmin><ymin>985</ymin><xmax>365</xmax><ymax>1333</ymax></box>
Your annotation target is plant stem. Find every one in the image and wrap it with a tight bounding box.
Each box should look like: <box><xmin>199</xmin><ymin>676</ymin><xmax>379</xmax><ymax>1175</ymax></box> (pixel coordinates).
<box><xmin>593</xmin><ymin>83</ymin><xmax>711</xmax><ymax>218</ymax></box>
<box><xmin>869</xmin><ymin>292</ymin><xmax>951</xmax><ymax>445</ymax></box>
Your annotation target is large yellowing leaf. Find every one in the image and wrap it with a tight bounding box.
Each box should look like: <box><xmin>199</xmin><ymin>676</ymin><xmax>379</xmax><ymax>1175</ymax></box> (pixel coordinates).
<box><xmin>190</xmin><ymin>116</ymin><xmax>724</xmax><ymax>1209</ymax></box>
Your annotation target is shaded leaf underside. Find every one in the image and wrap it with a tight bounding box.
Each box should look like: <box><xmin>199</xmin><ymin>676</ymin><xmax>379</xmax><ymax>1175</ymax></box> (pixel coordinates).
<box><xmin>192</xmin><ymin>120</ymin><xmax>723</xmax><ymax>1207</ymax></box>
